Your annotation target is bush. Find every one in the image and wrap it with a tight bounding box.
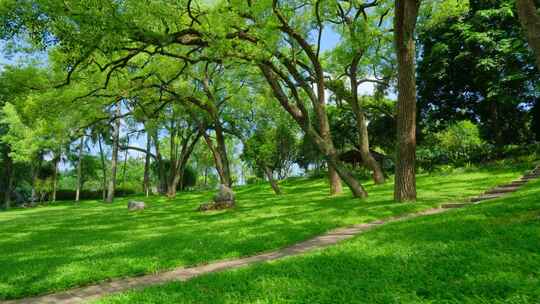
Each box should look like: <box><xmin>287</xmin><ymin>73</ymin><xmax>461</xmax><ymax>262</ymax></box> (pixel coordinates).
<box><xmin>54</xmin><ymin>188</ymin><xmax>136</xmax><ymax>201</ymax></box>
<box><xmin>418</xmin><ymin>121</ymin><xmax>488</xmax><ymax>170</ymax></box>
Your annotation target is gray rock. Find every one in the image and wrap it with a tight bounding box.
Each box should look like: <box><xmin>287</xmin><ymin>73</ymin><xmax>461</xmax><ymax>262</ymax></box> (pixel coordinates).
<box><xmin>128</xmin><ymin>201</ymin><xmax>145</xmax><ymax>211</ymax></box>
<box><xmin>213</xmin><ymin>184</ymin><xmax>235</xmax><ymax>203</ymax></box>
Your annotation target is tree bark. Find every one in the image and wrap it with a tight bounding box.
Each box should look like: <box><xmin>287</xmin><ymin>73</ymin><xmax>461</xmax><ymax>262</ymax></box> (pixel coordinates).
<box><xmin>517</xmin><ymin>0</ymin><xmax>540</xmax><ymax>69</ymax></box>
<box><xmin>166</xmin><ymin>129</ymin><xmax>202</xmax><ymax>198</ymax></box>
<box><xmin>143</xmin><ymin>134</ymin><xmax>151</xmax><ymax>197</ymax></box>
<box><xmin>106</xmin><ymin>104</ymin><xmax>121</xmax><ymax>203</ymax></box>
<box><xmin>98</xmin><ymin>133</ymin><xmax>108</xmax><ymax>201</ymax></box>
<box><xmin>75</xmin><ymin>136</ymin><xmax>84</xmax><ymax>202</ymax></box>
<box><xmin>30</xmin><ymin>154</ymin><xmax>43</xmax><ymax>204</ymax></box>
<box><xmin>348</xmin><ymin>55</ymin><xmax>386</xmax><ymax>185</ymax></box>
<box><xmin>263</xmin><ymin>166</ymin><xmax>282</xmax><ymax>195</ymax></box>
<box><xmin>394</xmin><ymin>0</ymin><xmax>421</xmax><ymax>202</ymax></box>
<box><xmin>121</xmin><ymin>136</ymin><xmax>129</xmax><ymax>188</ymax></box>
<box><xmin>2</xmin><ymin>146</ymin><xmax>13</xmax><ymax>209</ymax></box>
<box><xmin>52</xmin><ymin>152</ymin><xmax>60</xmax><ymax>202</ymax></box>
<box><xmin>203</xmin><ymin>130</ymin><xmax>232</xmax><ymax>187</ymax></box>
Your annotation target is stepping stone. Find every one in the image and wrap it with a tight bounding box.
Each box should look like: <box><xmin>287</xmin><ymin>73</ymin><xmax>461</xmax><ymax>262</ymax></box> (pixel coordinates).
<box><xmin>441</xmin><ymin>203</ymin><xmax>470</xmax><ymax>209</ymax></box>
<box><xmin>470</xmin><ymin>193</ymin><xmax>504</xmax><ymax>203</ymax></box>
<box><xmin>485</xmin><ymin>186</ymin><xmax>520</xmax><ymax>194</ymax></box>
<box><xmin>510</xmin><ymin>180</ymin><xmax>527</xmax><ymax>186</ymax></box>
<box><xmin>497</xmin><ymin>183</ymin><xmax>523</xmax><ymax>188</ymax></box>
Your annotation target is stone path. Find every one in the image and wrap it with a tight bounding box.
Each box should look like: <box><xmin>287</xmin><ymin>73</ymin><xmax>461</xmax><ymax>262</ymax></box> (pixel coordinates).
<box><xmin>3</xmin><ymin>165</ymin><xmax>539</xmax><ymax>304</ymax></box>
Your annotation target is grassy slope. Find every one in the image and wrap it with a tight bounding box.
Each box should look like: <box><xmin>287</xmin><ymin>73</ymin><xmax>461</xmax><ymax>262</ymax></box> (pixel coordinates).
<box><xmin>99</xmin><ymin>179</ymin><xmax>540</xmax><ymax>304</ymax></box>
<box><xmin>0</xmin><ymin>163</ymin><xmax>532</xmax><ymax>299</ymax></box>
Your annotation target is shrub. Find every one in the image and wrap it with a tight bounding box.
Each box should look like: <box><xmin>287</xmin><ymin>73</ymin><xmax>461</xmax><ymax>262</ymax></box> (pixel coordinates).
<box><xmin>54</xmin><ymin>188</ymin><xmax>136</xmax><ymax>201</ymax></box>
<box><xmin>419</xmin><ymin>121</ymin><xmax>488</xmax><ymax>170</ymax></box>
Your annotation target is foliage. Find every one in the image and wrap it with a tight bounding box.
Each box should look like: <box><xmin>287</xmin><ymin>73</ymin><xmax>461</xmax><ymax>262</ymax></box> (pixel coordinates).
<box><xmin>417</xmin><ymin>0</ymin><xmax>539</xmax><ymax>146</ymax></box>
<box><xmin>418</xmin><ymin>121</ymin><xmax>487</xmax><ymax>170</ymax></box>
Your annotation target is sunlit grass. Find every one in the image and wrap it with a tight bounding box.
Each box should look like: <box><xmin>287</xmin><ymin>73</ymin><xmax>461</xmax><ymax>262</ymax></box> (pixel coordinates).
<box><xmin>98</xmin><ymin>179</ymin><xmax>540</xmax><ymax>304</ymax></box>
<box><xmin>0</xmin><ymin>162</ymin><xmax>533</xmax><ymax>299</ymax></box>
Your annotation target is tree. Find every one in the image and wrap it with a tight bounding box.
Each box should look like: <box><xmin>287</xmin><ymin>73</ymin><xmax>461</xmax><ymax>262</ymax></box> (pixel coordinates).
<box><xmin>106</xmin><ymin>103</ymin><xmax>121</xmax><ymax>203</ymax></box>
<box><xmin>417</xmin><ymin>0</ymin><xmax>539</xmax><ymax>146</ymax></box>
<box><xmin>516</xmin><ymin>0</ymin><xmax>540</xmax><ymax>69</ymax></box>
<box><xmin>394</xmin><ymin>0</ymin><xmax>422</xmax><ymax>202</ymax></box>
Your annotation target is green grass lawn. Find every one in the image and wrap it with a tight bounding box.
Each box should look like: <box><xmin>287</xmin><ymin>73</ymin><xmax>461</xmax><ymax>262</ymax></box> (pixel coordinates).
<box><xmin>0</xmin><ymin>162</ymin><xmax>534</xmax><ymax>300</ymax></box>
<box><xmin>98</xmin><ymin>176</ymin><xmax>540</xmax><ymax>304</ymax></box>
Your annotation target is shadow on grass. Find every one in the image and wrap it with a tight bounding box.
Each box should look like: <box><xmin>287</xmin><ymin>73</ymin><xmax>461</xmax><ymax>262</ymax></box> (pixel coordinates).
<box><xmin>100</xmin><ymin>180</ymin><xmax>540</xmax><ymax>304</ymax></box>
<box><xmin>0</xmin><ymin>162</ymin><xmax>532</xmax><ymax>300</ymax></box>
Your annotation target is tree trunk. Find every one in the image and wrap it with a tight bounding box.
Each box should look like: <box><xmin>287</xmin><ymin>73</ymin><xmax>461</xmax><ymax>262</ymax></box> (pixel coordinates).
<box><xmin>98</xmin><ymin>133</ymin><xmax>108</xmax><ymax>201</ymax></box>
<box><xmin>52</xmin><ymin>152</ymin><xmax>60</xmax><ymax>202</ymax></box>
<box><xmin>348</xmin><ymin>57</ymin><xmax>385</xmax><ymax>185</ymax></box>
<box><xmin>313</xmin><ymin>90</ymin><xmax>342</xmax><ymax>195</ymax></box>
<box><xmin>394</xmin><ymin>0</ymin><xmax>421</xmax><ymax>202</ymax></box>
<box><xmin>143</xmin><ymin>134</ymin><xmax>151</xmax><ymax>197</ymax></box>
<box><xmin>106</xmin><ymin>104</ymin><xmax>121</xmax><ymax>203</ymax></box>
<box><xmin>259</xmin><ymin>63</ymin><xmax>368</xmax><ymax>198</ymax></box>
<box><xmin>121</xmin><ymin>136</ymin><xmax>129</xmax><ymax>189</ymax></box>
<box><xmin>214</xmin><ymin>121</ymin><xmax>233</xmax><ymax>187</ymax></box>
<box><xmin>151</xmin><ymin>130</ymin><xmax>167</xmax><ymax>195</ymax></box>
<box><xmin>2</xmin><ymin>146</ymin><xmax>13</xmax><ymax>209</ymax></box>
<box><xmin>517</xmin><ymin>0</ymin><xmax>540</xmax><ymax>69</ymax></box>
<box><xmin>75</xmin><ymin>136</ymin><xmax>84</xmax><ymax>202</ymax></box>
<box><xmin>30</xmin><ymin>154</ymin><xmax>43</xmax><ymax>204</ymax></box>
<box><xmin>203</xmin><ymin>131</ymin><xmax>231</xmax><ymax>187</ymax></box>
<box><xmin>263</xmin><ymin>166</ymin><xmax>282</xmax><ymax>195</ymax></box>
<box><xmin>356</xmin><ymin>111</ymin><xmax>385</xmax><ymax>184</ymax></box>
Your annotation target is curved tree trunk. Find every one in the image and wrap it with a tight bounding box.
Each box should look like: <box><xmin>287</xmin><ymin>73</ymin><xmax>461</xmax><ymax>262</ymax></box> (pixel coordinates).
<box><xmin>348</xmin><ymin>55</ymin><xmax>385</xmax><ymax>185</ymax></box>
<box><xmin>394</xmin><ymin>0</ymin><xmax>421</xmax><ymax>202</ymax></box>
<box><xmin>263</xmin><ymin>166</ymin><xmax>282</xmax><ymax>195</ymax></box>
<box><xmin>517</xmin><ymin>0</ymin><xmax>540</xmax><ymax>69</ymax></box>
<box><xmin>75</xmin><ymin>136</ymin><xmax>84</xmax><ymax>202</ymax></box>
<box><xmin>260</xmin><ymin>63</ymin><xmax>367</xmax><ymax>198</ymax></box>
<box><xmin>203</xmin><ymin>130</ymin><xmax>232</xmax><ymax>187</ymax></box>
<box><xmin>106</xmin><ymin>104</ymin><xmax>121</xmax><ymax>203</ymax></box>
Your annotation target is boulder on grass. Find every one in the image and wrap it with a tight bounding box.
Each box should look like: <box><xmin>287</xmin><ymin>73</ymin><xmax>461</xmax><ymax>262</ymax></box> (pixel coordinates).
<box><xmin>128</xmin><ymin>201</ymin><xmax>145</xmax><ymax>211</ymax></box>
<box><xmin>197</xmin><ymin>185</ymin><xmax>236</xmax><ymax>212</ymax></box>
<box><xmin>213</xmin><ymin>184</ymin><xmax>235</xmax><ymax>202</ymax></box>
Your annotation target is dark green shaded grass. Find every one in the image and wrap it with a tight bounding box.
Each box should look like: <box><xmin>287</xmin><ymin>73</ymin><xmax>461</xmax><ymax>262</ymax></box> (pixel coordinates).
<box><xmin>0</xmin><ymin>163</ymin><xmax>532</xmax><ymax>299</ymax></box>
<box><xmin>99</xmin><ymin>179</ymin><xmax>540</xmax><ymax>304</ymax></box>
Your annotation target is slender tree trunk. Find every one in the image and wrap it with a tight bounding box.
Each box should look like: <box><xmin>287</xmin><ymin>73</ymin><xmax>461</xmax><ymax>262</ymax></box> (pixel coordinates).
<box><xmin>349</xmin><ymin>58</ymin><xmax>385</xmax><ymax>185</ymax></box>
<box><xmin>121</xmin><ymin>136</ymin><xmax>129</xmax><ymax>189</ymax></box>
<box><xmin>30</xmin><ymin>154</ymin><xmax>43</xmax><ymax>204</ymax></box>
<box><xmin>214</xmin><ymin>122</ymin><xmax>233</xmax><ymax>187</ymax></box>
<box><xmin>203</xmin><ymin>131</ymin><xmax>231</xmax><ymax>187</ymax></box>
<box><xmin>394</xmin><ymin>0</ymin><xmax>421</xmax><ymax>202</ymax></box>
<box><xmin>314</xmin><ymin>101</ymin><xmax>342</xmax><ymax>195</ymax></box>
<box><xmin>263</xmin><ymin>166</ymin><xmax>282</xmax><ymax>195</ymax></box>
<box><xmin>52</xmin><ymin>153</ymin><xmax>59</xmax><ymax>202</ymax></box>
<box><xmin>98</xmin><ymin>133</ymin><xmax>108</xmax><ymax>201</ymax></box>
<box><xmin>106</xmin><ymin>104</ymin><xmax>121</xmax><ymax>203</ymax></box>
<box><xmin>151</xmin><ymin>130</ymin><xmax>167</xmax><ymax>195</ymax></box>
<box><xmin>517</xmin><ymin>0</ymin><xmax>540</xmax><ymax>69</ymax></box>
<box><xmin>75</xmin><ymin>136</ymin><xmax>84</xmax><ymax>202</ymax></box>
<box><xmin>2</xmin><ymin>146</ymin><xmax>13</xmax><ymax>209</ymax></box>
<box><xmin>143</xmin><ymin>134</ymin><xmax>151</xmax><ymax>197</ymax></box>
